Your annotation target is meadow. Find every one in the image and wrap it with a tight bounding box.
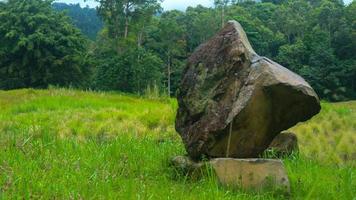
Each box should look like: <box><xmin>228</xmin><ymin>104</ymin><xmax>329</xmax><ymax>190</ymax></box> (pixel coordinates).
<box><xmin>0</xmin><ymin>89</ymin><xmax>355</xmax><ymax>199</ymax></box>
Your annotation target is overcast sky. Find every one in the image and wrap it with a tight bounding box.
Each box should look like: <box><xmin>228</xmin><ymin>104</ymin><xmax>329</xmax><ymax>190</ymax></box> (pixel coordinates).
<box><xmin>54</xmin><ymin>0</ymin><xmax>214</xmax><ymax>10</ymax></box>
<box><xmin>55</xmin><ymin>0</ymin><xmax>354</xmax><ymax>10</ymax></box>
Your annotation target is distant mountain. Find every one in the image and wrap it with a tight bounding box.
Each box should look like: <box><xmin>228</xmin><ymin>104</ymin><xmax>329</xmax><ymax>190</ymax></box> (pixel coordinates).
<box><xmin>53</xmin><ymin>3</ymin><xmax>103</xmax><ymax>40</ymax></box>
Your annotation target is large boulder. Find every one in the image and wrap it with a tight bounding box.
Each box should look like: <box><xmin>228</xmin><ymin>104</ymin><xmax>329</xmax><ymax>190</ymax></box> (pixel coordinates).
<box><xmin>175</xmin><ymin>20</ymin><xmax>320</xmax><ymax>160</ymax></box>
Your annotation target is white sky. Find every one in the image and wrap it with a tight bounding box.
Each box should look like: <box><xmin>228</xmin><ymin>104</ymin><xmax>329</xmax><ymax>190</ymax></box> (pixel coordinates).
<box><xmin>54</xmin><ymin>0</ymin><xmax>214</xmax><ymax>9</ymax></box>
<box><xmin>39</xmin><ymin>0</ymin><xmax>356</xmax><ymax>10</ymax></box>
<box><xmin>162</xmin><ymin>0</ymin><xmax>214</xmax><ymax>10</ymax></box>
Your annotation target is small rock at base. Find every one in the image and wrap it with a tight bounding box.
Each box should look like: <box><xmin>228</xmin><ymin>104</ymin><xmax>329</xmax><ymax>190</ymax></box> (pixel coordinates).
<box><xmin>170</xmin><ymin>156</ymin><xmax>204</xmax><ymax>179</ymax></box>
<box><xmin>267</xmin><ymin>132</ymin><xmax>299</xmax><ymax>157</ymax></box>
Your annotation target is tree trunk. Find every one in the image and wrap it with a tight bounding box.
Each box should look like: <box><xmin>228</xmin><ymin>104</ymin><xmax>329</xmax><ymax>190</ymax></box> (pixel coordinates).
<box><xmin>137</xmin><ymin>31</ymin><xmax>142</xmax><ymax>47</ymax></box>
<box><xmin>221</xmin><ymin>6</ymin><xmax>225</xmax><ymax>28</ymax></box>
<box><xmin>352</xmin><ymin>73</ymin><xmax>355</xmax><ymax>91</ymax></box>
<box><xmin>124</xmin><ymin>16</ymin><xmax>129</xmax><ymax>38</ymax></box>
<box><xmin>137</xmin><ymin>26</ymin><xmax>144</xmax><ymax>47</ymax></box>
<box><xmin>124</xmin><ymin>2</ymin><xmax>130</xmax><ymax>39</ymax></box>
<box><xmin>116</xmin><ymin>39</ymin><xmax>121</xmax><ymax>55</ymax></box>
<box><xmin>167</xmin><ymin>56</ymin><xmax>171</xmax><ymax>97</ymax></box>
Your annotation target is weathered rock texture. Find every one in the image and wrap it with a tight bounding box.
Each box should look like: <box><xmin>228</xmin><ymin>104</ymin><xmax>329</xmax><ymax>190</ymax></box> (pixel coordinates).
<box><xmin>176</xmin><ymin>20</ymin><xmax>321</xmax><ymax>160</ymax></box>
<box><xmin>210</xmin><ymin>158</ymin><xmax>290</xmax><ymax>193</ymax></box>
<box><xmin>267</xmin><ymin>132</ymin><xmax>299</xmax><ymax>156</ymax></box>
<box><xmin>170</xmin><ymin>156</ymin><xmax>290</xmax><ymax>193</ymax></box>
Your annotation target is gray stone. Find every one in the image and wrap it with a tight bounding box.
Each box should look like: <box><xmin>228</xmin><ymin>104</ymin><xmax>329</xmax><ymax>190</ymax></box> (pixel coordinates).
<box><xmin>210</xmin><ymin>158</ymin><xmax>290</xmax><ymax>193</ymax></box>
<box><xmin>170</xmin><ymin>156</ymin><xmax>290</xmax><ymax>193</ymax></box>
<box><xmin>175</xmin><ymin>20</ymin><xmax>320</xmax><ymax>160</ymax></box>
<box><xmin>170</xmin><ymin>156</ymin><xmax>206</xmax><ymax>180</ymax></box>
<box><xmin>170</xmin><ymin>156</ymin><xmax>202</xmax><ymax>172</ymax></box>
<box><xmin>267</xmin><ymin>132</ymin><xmax>299</xmax><ymax>156</ymax></box>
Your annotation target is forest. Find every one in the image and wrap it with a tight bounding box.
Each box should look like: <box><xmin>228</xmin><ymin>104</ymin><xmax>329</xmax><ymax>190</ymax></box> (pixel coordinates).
<box><xmin>0</xmin><ymin>0</ymin><xmax>355</xmax><ymax>198</ymax></box>
<box><xmin>0</xmin><ymin>0</ymin><xmax>355</xmax><ymax>101</ymax></box>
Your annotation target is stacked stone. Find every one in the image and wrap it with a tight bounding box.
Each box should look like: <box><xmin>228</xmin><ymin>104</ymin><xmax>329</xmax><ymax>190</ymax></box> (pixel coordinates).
<box><xmin>173</xmin><ymin>20</ymin><xmax>321</xmax><ymax>193</ymax></box>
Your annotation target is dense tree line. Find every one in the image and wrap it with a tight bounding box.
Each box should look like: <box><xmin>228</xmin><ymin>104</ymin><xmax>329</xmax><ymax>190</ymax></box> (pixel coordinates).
<box><xmin>0</xmin><ymin>0</ymin><xmax>355</xmax><ymax>101</ymax></box>
<box><xmin>52</xmin><ymin>3</ymin><xmax>103</xmax><ymax>40</ymax></box>
<box><xmin>0</xmin><ymin>0</ymin><xmax>91</xmax><ymax>89</ymax></box>
<box><xmin>91</xmin><ymin>0</ymin><xmax>355</xmax><ymax>100</ymax></box>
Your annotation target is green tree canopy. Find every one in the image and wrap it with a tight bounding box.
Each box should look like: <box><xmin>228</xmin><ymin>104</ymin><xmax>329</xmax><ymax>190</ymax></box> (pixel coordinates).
<box><xmin>53</xmin><ymin>3</ymin><xmax>103</xmax><ymax>40</ymax></box>
<box><xmin>0</xmin><ymin>0</ymin><xmax>91</xmax><ymax>89</ymax></box>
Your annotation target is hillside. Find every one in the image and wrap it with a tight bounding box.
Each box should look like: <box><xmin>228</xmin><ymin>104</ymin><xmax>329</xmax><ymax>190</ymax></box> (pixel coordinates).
<box><xmin>0</xmin><ymin>89</ymin><xmax>355</xmax><ymax>199</ymax></box>
<box><xmin>53</xmin><ymin>3</ymin><xmax>103</xmax><ymax>40</ymax></box>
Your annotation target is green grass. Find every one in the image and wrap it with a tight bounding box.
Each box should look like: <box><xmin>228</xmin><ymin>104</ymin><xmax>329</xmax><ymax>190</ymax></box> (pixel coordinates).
<box><xmin>0</xmin><ymin>89</ymin><xmax>355</xmax><ymax>199</ymax></box>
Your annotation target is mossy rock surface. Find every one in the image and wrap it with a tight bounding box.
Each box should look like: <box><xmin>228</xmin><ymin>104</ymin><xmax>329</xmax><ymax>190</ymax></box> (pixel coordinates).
<box><xmin>176</xmin><ymin>20</ymin><xmax>320</xmax><ymax>160</ymax></box>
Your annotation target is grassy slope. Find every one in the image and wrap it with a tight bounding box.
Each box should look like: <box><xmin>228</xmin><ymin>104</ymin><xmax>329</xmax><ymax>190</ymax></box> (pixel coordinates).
<box><xmin>0</xmin><ymin>89</ymin><xmax>354</xmax><ymax>199</ymax></box>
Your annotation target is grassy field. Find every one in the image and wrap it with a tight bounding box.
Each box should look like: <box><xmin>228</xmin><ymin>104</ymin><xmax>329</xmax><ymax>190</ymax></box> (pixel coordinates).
<box><xmin>0</xmin><ymin>89</ymin><xmax>355</xmax><ymax>199</ymax></box>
